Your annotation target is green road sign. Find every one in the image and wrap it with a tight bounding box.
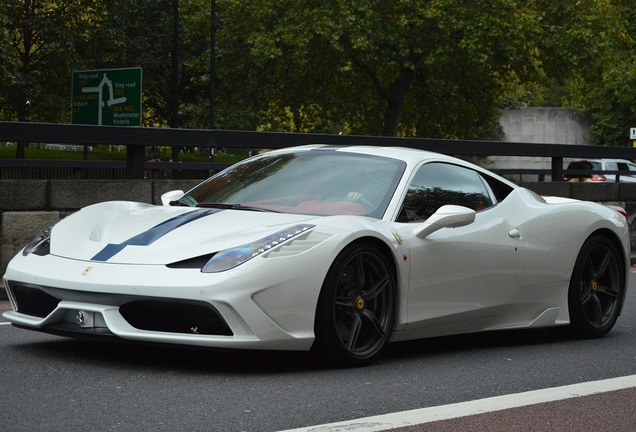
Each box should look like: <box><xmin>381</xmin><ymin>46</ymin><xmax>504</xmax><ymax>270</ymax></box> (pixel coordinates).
<box><xmin>72</xmin><ymin>68</ymin><xmax>142</xmax><ymax>126</ymax></box>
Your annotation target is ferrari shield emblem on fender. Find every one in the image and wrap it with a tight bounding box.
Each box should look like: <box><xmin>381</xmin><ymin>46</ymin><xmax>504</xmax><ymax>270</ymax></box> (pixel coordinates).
<box><xmin>391</xmin><ymin>229</ymin><xmax>403</xmax><ymax>245</ymax></box>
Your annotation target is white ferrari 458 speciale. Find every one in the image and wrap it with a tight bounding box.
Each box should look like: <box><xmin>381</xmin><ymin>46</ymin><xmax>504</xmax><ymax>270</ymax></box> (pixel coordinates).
<box><xmin>2</xmin><ymin>145</ymin><xmax>630</xmax><ymax>366</ymax></box>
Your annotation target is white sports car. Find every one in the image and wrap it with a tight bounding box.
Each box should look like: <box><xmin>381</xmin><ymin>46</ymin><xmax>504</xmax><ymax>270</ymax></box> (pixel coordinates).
<box><xmin>2</xmin><ymin>145</ymin><xmax>630</xmax><ymax>366</ymax></box>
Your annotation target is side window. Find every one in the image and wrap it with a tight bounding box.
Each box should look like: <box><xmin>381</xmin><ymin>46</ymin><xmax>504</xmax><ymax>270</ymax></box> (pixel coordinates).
<box><xmin>398</xmin><ymin>162</ymin><xmax>494</xmax><ymax>222</ymax></box>
<box><xmin>605</xmin><ymin>162</ymin><xmax>618</xmax><ymax>171</ymax></box>
<box><xmin>481</xmin><ymin>171</ymin><xmax>514</xmax><ymax>202</ymax></box>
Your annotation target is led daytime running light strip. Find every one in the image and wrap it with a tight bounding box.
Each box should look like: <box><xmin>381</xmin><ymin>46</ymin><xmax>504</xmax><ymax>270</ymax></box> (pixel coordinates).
<box><xmin>202</xmin><ymin>224</ymin><xmax>315</xmax><ymax>273</ymax></box>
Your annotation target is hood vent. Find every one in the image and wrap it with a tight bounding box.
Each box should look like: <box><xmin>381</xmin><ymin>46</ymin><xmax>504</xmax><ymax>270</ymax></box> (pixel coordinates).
<box><xmin>166</xmin><ymin>253</ymin><xmax>215</xmax><ymax>269</ymax></box>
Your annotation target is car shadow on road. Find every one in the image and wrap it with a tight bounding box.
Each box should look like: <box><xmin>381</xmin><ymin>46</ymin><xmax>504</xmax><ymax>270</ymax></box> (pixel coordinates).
<box><xmin>382</xmin><ymin>326</ymin><xmax>594</xmax><ymax>361</ymax></box>
<box><xmin>8</xmin><ymin>325</ymin><xmax>596</xmax><ymax>375</ymax></box>
<box><xmin>10</xmin><ymin>336</ymin><xmax>327</xmax><ymax>374</ymax></box>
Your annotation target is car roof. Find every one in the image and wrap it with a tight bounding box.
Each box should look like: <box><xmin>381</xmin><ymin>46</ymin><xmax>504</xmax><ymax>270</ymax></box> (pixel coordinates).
<box><xmin>266</xmin><ymin>144</ymin><xmax>519</xmax><ymax>189</ymax></box>
<box><xmin>571</xmin><ymin>158</ymin><xmax>634</xmax><ymax>163</ymax></box>
<box><xmin>271</xmin><ymin>144</ymin><xmax>464</xmax><ymax>165</ymax></box>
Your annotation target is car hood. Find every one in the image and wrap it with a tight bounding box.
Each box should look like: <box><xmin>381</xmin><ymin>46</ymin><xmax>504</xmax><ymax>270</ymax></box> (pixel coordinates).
<box><xmin>49</xmin><ymin>201</ymin><xmax>320</xmax><ymax>265</ymax></box>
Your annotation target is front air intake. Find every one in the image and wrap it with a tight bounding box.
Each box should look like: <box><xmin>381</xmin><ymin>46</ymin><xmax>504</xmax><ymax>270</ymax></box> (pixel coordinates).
<box><xmin>119</xmin><ymin>300</ymin><xmax>233</xmax><ymax>336</ymax></box>
<box><xmin>10</xmin><ymin>284</ymin><xmax>60</xmax><ymax>318</ymax></box>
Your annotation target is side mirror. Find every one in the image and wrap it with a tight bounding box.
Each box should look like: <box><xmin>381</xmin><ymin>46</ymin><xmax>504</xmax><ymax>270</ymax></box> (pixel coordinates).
<box><xmin>160</xmin><ymin>190</ymin><xmax>184</xmax><ymax>206</ymax></box>
<box><xmin>413</xmin><ymin>205</ymin><xmax>476</xmax><ymax>239</ymax></box>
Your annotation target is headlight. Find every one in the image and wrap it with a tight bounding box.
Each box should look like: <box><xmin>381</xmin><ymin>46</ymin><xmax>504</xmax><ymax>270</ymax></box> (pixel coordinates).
<box><xmin>22</xmin><ymin>227</ymin><xmax>52</xmax><ymax>256</ymax></box>
<box><xmin>202</xmin><ymin>224</ymin><xmax>314</xmax><ymax>273</ymax></box>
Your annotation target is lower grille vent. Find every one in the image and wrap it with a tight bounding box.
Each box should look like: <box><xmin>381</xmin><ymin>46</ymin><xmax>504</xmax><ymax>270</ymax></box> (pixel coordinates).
<box><xmin>119</xmin><ymin>300</ymin><xmax>233</xmax><ymax>336</ymax></box>
<box><xmin>11</xmin><ymin>285</ymin><xmax>60</xmax><ymax>318</ymax></box>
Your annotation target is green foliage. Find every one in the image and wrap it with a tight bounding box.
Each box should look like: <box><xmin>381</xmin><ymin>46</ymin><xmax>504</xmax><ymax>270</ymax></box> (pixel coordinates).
<box><xmin>576</xmin><ymin>53</ymin><xmax>636</xmax><ymax>146</ymax></box>
<box><xmin>0</xmin><ymin>143</ymin><xmax>244</xmax><ymax>164</ymax></box>
<box><xmin>84</xmin><ymin>0</ymin><xmax>174</xmax><ymax>126</ymax></box>
<box><xmin>0</xmin><ymin>144</ymin><xmax>125</xmax><ymax>160</ymax></box>
<box><xmin>1</xmin><ymin>0</ymin><xmax>635</xmax><ymax>145</ymax></box>
<box><xmin>218</xmin><ymin>0</ymin><xmax>541</xmax><ymax>138</ymax></box>
<box><xmin>569</xmin><ymin>0</ymin><xmax>636</xmax><ymax>146</ymax></box>
<box><xmin>505</xmin><ymin>0</ymin><xmax>636</xmax><ymax>146</ymax></box>
<box><xmin>0</xmin><ymin>1</ymin><xmax>103</xmax><ymax>123</ymax></box>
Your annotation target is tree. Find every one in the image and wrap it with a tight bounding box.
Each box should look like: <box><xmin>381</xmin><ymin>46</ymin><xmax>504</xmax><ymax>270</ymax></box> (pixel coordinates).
<box><xmin>215</xmin><ymin>0</ymin><xmax>541</xmax><ymax>138</ymax></box>
<box><xmin>507</xmin><ymin>0</ymin><xmax>635</xmax><ymax>146</ymax></box>
<box><xmin>0</xmin><ymin>6</ymin><xmax>17</xmax><ymax>120</ymax></box>
<box><xmin>566</xmin><ymin>0</ymin><xmax>636</xmax><ymax>146</ymax></box>
<box><xmin>1</xmin><ymin>1</ymin><xmax>104</xmax><ymax>122</ymax></box>
<box><xmin>176</xmin><ymin>0</ymin><xmax>214</xmax><ymax>129</ymax></box>
<box><xmin>84</xmin><ymin>0</ymin><xmax>175</xmax><ymax>127</ymax></box>
<box><xmin>3</xmin><ymin>0</ymin><xmax>635</xmax><ymax>146</ymax></box>
<box><xmin>1</xmin><ymin>0</ymin><xmax>104</xmax><ymax>157</ymax></box>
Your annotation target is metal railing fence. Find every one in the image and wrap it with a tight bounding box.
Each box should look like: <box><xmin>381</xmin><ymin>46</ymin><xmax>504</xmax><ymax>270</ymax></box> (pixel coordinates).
<box><xmin>3</xmin><ymin>121</ymin><xmax>636</xmax><ymax>180</ymax></box>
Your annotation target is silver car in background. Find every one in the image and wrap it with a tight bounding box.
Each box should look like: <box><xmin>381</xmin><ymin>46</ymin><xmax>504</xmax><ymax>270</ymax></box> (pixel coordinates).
<box><xmin>564</xmin><ymin>159</ymin><xmax>636</xmax><ymax>182</ymax></box>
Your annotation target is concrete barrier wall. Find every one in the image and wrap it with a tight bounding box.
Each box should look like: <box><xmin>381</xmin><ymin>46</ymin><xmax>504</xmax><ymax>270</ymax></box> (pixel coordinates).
<box><xmin>490</xmin><ymin>108</ymin><xmax>593</xmax><ymax>182</ymax></box>
<box><xmin>1</xmin><ymin>180</ymin><xmax>200</xmax><ymax>300</ymax></box>
<box><xmin>2</xmin><ymin>180</ymin><xmax>635</xmax><ymax>300</ymax></box>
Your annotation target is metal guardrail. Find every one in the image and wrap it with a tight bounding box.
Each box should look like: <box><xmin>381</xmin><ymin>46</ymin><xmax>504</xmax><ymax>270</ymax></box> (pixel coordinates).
<box><xmin>3</xmin><ymin>121</ymin><xmax>636</xmax><ymax>180</ymax></box>
<box><xmin>0</xmin><ymin>158</ymin><xmax>231</xmax><ymax>180</ymax></box>
<box><xmin>493</xmin><ymin>169</ymin><xmax>636</xmax><ymax>182</ymax></box>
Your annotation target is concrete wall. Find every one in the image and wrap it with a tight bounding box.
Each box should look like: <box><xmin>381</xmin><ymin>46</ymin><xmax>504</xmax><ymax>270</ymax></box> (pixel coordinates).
<box><xmin>2</xmin><ymin>179</ymin><xmax>635</xmax><ymax>300</ymax></box>
<box><xmin>1</xmin><ymin>179</ymin><xmax>200</xmax><ymax>300</ymax></box>
<box><xmin>490</xmin><ymin>108</ymin><xmax>593</xmax><ymax>181</ymax></box>
<box><xmin>501</xmin><ymin>108</ymin><xmax>591</xmax><ymax>145</ymax></box>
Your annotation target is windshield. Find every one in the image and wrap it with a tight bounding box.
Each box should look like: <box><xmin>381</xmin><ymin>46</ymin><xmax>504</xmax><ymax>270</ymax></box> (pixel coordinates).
<box><xmin>177</xmin><ymin>148</ymin><xmax>406</xmax><ymax>218</ymax></box>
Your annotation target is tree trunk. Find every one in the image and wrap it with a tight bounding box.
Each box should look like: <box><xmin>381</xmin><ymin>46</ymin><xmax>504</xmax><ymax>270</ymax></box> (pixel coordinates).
<box><xmin>381</xmin><ymin>68</ymin><xmax>415</xmax><ymax>137</ymax></box>
<box><xmin>15</xmin><ymin>95</ymin><xmax>29</xmax><ymax>159</ymax></box>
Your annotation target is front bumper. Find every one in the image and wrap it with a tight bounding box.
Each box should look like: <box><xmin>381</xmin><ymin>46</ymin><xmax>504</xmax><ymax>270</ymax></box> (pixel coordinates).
<box><xmin>2</xmin><ymin>250</ymin><xmax>331</xmax><ymax>351</ymax></box>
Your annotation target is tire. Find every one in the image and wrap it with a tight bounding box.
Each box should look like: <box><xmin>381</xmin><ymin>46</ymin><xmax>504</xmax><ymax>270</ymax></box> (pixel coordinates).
<box><xmin>313</xmin><ymin>242</ymin><xmax>396</xmax><ymax>367</ymax></box>
<box><xmin>568</xmin><ymin>235</ymin><xmax>625</xmax><ymax>338</ymax></box>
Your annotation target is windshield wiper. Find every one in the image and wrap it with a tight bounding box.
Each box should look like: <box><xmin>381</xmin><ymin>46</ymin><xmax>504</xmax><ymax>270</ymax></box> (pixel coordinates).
<box><xmin>196</xmin><ymin>203</ymin><xmax>278</xmax><ymax>213</ymax></box>
<box><xmin>169</xmin><ymin>200</ymin><xmax>192</xmax><ymax>207</ymax></box>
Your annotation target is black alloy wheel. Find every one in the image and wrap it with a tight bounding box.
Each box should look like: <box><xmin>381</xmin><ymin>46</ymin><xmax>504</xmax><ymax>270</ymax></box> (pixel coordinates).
<box><xmin>568</xmin><ymin>235</ymin><xmax>625</xmax><ymax>338</ymax></box>
<box><xmin>313</xmin><ymin>242</ymin><xmax>396</xmax><ymax>367</ymax></box>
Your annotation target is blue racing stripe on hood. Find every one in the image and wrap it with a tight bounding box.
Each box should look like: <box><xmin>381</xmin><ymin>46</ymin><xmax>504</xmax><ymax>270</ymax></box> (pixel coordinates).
<box><xmin>91</xmin><ymin>209</ymin><xmax>220</xmax><ymax>262</ymax></box>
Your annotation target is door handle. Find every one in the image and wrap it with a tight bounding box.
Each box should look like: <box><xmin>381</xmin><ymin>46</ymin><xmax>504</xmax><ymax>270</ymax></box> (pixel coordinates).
<box><xmin>508</xmin><ymin>228</ymin><xmax>522</xmax><ymax>239</ymax></box>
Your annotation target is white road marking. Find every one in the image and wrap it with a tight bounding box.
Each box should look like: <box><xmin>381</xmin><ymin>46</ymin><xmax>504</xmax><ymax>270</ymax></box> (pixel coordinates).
<box><xmin>279</xmin><ymin>375</ymin><xmax>636</xmax><ymax>432</ymax></box>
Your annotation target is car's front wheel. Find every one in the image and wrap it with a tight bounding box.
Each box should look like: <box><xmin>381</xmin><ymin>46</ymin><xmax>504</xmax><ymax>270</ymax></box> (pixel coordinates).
<box><xmin>313</xmin><ymin>242</ymin><xmax>396</xmax><ymax>367</ymax></box>
<box><xmin>568</xmin><ymin>235</ymin><xmax>625</xmax><ymax>338</ymax></box>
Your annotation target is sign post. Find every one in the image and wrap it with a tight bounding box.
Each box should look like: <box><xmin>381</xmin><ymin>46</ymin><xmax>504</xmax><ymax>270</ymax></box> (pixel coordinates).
<box><xmin>72</xmin><ymin>68</ymin><xmax>142</xmax><ymax>126</ymax></box>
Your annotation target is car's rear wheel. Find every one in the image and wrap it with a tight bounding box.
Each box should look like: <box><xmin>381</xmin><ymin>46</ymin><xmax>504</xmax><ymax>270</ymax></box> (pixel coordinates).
<box><xmin>568</xmin><ymin>235</ymin><xmax>625</xmax><ymax>338</ymax></box>
<box><xmin>313</xmin><ymin>242</ymin><xmax>396</xmax><ymax>367</ymax></box>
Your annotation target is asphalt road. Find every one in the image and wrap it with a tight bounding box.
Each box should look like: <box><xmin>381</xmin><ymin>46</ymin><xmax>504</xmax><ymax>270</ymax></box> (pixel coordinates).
<box><xmin>2</xmin><ymin>272</ymin><xmax>636</xmax><ymax>432</ymax></box>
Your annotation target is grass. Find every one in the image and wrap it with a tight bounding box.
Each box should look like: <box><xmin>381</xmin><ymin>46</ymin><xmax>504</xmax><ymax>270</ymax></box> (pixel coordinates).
<box><xmin>0</xmin><ymin>144</ymin><xmax>246</xmax><ymax>164</ymax></box>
